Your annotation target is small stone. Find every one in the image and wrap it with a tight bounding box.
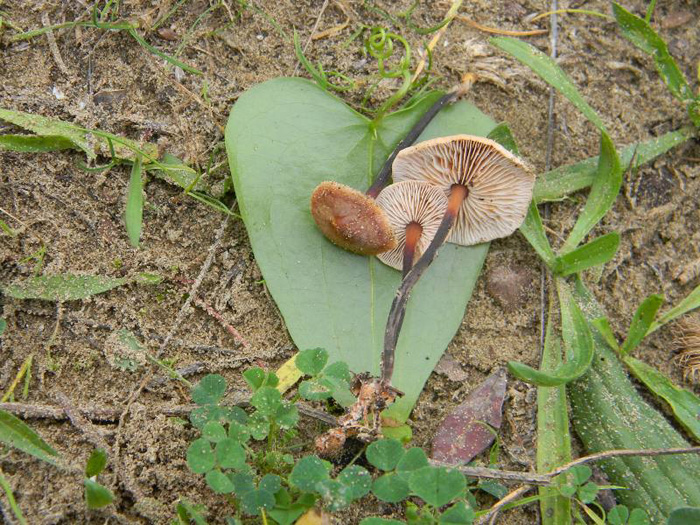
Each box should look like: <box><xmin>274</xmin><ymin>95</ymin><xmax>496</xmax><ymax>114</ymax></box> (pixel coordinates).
<box><xmin>486</xmin><ymin>264</ymin><xmax>535</xmax><ymax>310</ymax></box>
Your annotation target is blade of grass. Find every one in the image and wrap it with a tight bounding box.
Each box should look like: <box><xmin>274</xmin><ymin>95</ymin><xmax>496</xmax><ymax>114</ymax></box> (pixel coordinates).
<box><xmin>560</xmin><ymin>133</ymin><xmax>622</xmax><ymax>253</ymax></box>
<box><xmin>491</xmin><ymin>37</ymin><xmax>607</xmax><ymax>133</ymax></box>
<box><xmin>553</xmin><ymin>232</ymin><xmax>620</xmax><ymax>276</ymax></box>
<box><xmin>612</xmin><ymin>3</ymin><xmax>693</xmax><ymax>102</ymax></box>
<box><xmin>591</xmin><ymin>317</ymin><xmax>620</xmax><ymax>351</ymax></box>
<box><xmin>3</xmin><ymin>274</ymin><xmax>128</xmax><ymax>301</ymax></box>
<box><xmin>622</xmin><ymin>356</ymin><xmax>700</xmax><ymax>441</ymax></box>
<box><xmin>534</xmin><ymin>128</ymin><xmax>692</xmax><ymax>203</ymax></box>
<box><xmin>0</xmin><ymin>470</ymin><xmax>27</xmax><ymax>525</ymax></box>
<box><xmin>0</xmin><ymin>410</ymin><xmax>59</xmax><ymax>464</ymax></box>
<box><xmin>537</xmin><ymin>294</ymin><xmax>572</xmax><ymax>524</ymax></box>
<box><xmin>620</xmin><ymin>294</ymin><xmax>664</xmax><ymax>355</ymax></box>
<box><xmin>127</xmin><ymin>28</ymin><xmax>202</xmax><ymax>75</ymax></box>
<box><xmin>520</xmin><ymin>202</ymin><xmax>557</xmax><ymax>268</ymax></box>
<box><xmin>647</xmin><ymin>283</ymin><xmax>700</xmax><ymax>334</ymax></box>
<box><xmin>0</xmin><ymin>134</ymin><xmax>76</xmax><ymax>152</ymax></box>
<box><xmin>508</xmin><ymin>280</ymin><xmax>594</xmax><ymax>386</ymax></box>
<box><xmin>125</xmin><ymin>156</ymin><xmax>144</xmax><ymax>248</ymax></box>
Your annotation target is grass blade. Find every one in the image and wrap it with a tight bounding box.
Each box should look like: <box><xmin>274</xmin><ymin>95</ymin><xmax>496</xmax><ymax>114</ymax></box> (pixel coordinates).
<box><xmin>612</xmin><ymin>3</ymin><xmax>693</xmax><ymax>102</ymax></box>
<box><xmin>0</xmin><ymin>410</ymin><xmax>59</xmax><ymax>464</ymax></box>
<box><xmin>620</xmin><ymin>294</ymin><xmax>664</xmax><ymax>355</ymax></box>
<box><xmin>622</xmin><ymin>356</ymin><xmax>700</xmax><ymax>441</ymax></box>
<box><xmin>0</xmin><ymin>108</ymin><xmax>93</xmax><ymax>158</ymax></box>
<box><xmin>84</xmin><ymin>479</ymin><xmax>115</xmax><ymax>509</ymax></box>
<box><xmin>3</xmin><ymin>274</ymin><xmax>128</xmax><ymax>301</ymax></box>
<box><xmin>519</xmin><ymin>202</ymin><xmax>556</xmax><ymax>268</ymax></box>
<box><xmin>591</xmin><ymin>317</ymin><xmax>620</xmax><ymax>351</ymax></box>
<box><xmin>554</xmin><ymin>232</ymin><xmax>620</xmax><ymax>276</ymax></box>
<box><xmin>560</xmin><ymin>133</ymin><xmax>622</xmax><ymax>252</ymax></box>
<box><xmin>125</xmin><ymin>156</ymin><xmax>144</xmax><ymax>248</ymax></box>
<box><xmin>0</xmin><ymin>470</ymin><xmax>27</xmax><ymax>525</ymax></box>
<box><xmin>0</xmin><ymin>134</ymin><xmax>76</xmax><ymax>153</ymax></box>
<box><xmin>537</xmin><ymin>298</ymin><xmax>572</xmax><ymax>524</ymax></box>
<box><xmin>487</xmin><ymin>123</ymin><xmax>519</xmax><ymax>155</ymax></box>
<box><xmin>491</xmin><ymin>37</ymin><xmax>606</xmax><ymax>133</ymax></box>
<box><xmin>534</xmin><ymin>128</ymin><xmax>693</xmax><ymax>203</ymax></box>
<box><xmin>126</xmin><ymin>28</ymin><xmax>202</xmax><ymax>75</ymax></box>
<box><xmin>508</xmin><ymin>282</ymin><xmax>594</xmax><ymax>387</ymax></box>
<box><xmin>648</xmin><ymin>283</ymin><xmax>700</xmax><ymax>334</ymax></box>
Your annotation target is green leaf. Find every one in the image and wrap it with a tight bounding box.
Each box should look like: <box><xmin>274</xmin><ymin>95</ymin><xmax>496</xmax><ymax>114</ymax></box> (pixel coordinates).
<box><xmin>607</xmin><ymin>505</ymin><xmax>629</xmax><ymax>525</ymax></box>
<box><xmin>275</xmin><ymin>403</ymin><xmax>299</xmax><ymax>429</ymax></box>
<box><xmin>520</xmin><ymin>202</ymin><xmax>556</xmax><ymax>268</ymax></box>
<box><xmin>0</xmin><ymin>319</ymin><xmax>5</xmax><ymax>337</ymax></box>
<box><xmin>0</xmin><ymin>471</ymin><xmax>27</xmax><ymax>525</ymax></box>
<box><xmin>230</xmin><ymin>472</ymin><xmax>255</xmax><ymax>495</ymax></box>
<box><xmin>84</xmin><ymin>479</ymin><xmax>114</xmax><ymax>509</ymax></box>
<box><xmin>260</xmin><ymin>474</ymin><xmax>282</xmax><ymax>494</ymax></box>
<box><xmin>438</xmin><ymin>501</ymin><xmax>475</xmax><ymax>524</ymax></box>
<box><xmin>667</xmin><ymin>507</ymin><xmax>700</xmax><ymax>525</ymax></box>
<box><xmin>289</xmin><ymin>456</ymin><xmax>330</xmax><ymax>492</ymax></box>
<box><xmin>591</xmin><ymin>317</ymin><xmax>620</xmax><ymax>351</ymax></box>
<box><xmin>296</xmin><ymin>348</ymin><xmax>328</xmax><ymax>376</ymax></box>
<box><xmin>554</xmin><ymin>232</ymin><xmax>620</xmax><ymax>276</ymax></box>
<box><xmin>536</xmin><ymin>298</ymin><xmax>572</xmax><ymax>525</ymax></box>
<box><xmin>338</xmin><ymin>465</ymin><xmax>372</xmax><ymax>500</ymax></box>
<box><xmin>3</xmin><ymin>274</ymin><xmax>128</xmax><ymax>301</ymax></box>
<box><xmin>577</xmin><ymin>481</ymin><xmax>599</xmax><ymax>504</ymax></box>
<box><xmin>648</xmin><ymin>283</ymin><xmax>700</xmax><ymax>334</ymax></box>
<box><xmin>628</xmin><ymin>508</ymin><xmax>649</xmax><ymax>525</ymax></box>
<box><xmin>0</xmin><ymin>134</ymin><xmax>77</xmax><ymax>153</ymax></box>
<box><xmin>622</xmin><ymin>356</ymin><xmax>700</xmax><ymax>441</ymax></box>
<box><xmin>409</xmin><ymin>466</ymin><xmax>466</xmax><ymax>508</ymax></box>
<box><xmin>243</xmin><ymin>367</ymin><xmax>266</xmax><ymax>391</ymax></box>
<box><xmin>561</xmin><ymin>133</ymin><xmax>622</xmax><ymax>253</ymax></box>
<box><xmin>490</xmin><ymin>37</ymin><xmax>606</xmax><ymax>133</ymax></box>
<box><xmin>509</xmin><ymin>280</ymin><xmax>594</xmax><ymax>386</ymax></box>
<box><xmin>85</xmin><ymin>448</ymin><xmax>108</xmax><ymax>478</ymax></box>
<box><xmin>250</xmin><ymin>386</ymin><xmax>283</xmax><ymax>416</ymax></box>
<box><xmin>360</xmin><ymin>519</ymin><xmax>405</xmax><ymax>525</ymax></box>
<box><xmin>570</xmin><ymin>465</ymin><xmax>592</xmax><ymax>486</ymax></box>
<box><xmin>215</xmin><ymin>438</ymin><xmax>247</xmax><ymax>470</ymax></box>
<box><xmin>125</xmin><ymin>156</ymin><xmax>144</xmax><ymax>248</ymax></box>
<box><xmin>396</xmin><ymin>447</ymin><xmax>429</xmax><ymax>474</ymax></box>
<box><xmin>226</xmin><ymin>79</ymin><xmax>494</xmax><ymax>421</ymax></box>
<box><xmin>486</xmin><ymin>123</ymin><xmax>519</xmax><ymax>154</ymax></box>
<box><xmin>620</xmin><ymin>294</ymin><xmax>664</xmax><ymax>355</ymax></box>
<box><xmin>228</xmin><ymin>421</ymin><xmax>251</xmax><ymax>443</ymax></box>
<box><xmin>205</xmin><ymin>469</ymin><xmax>235</xmax><ymax>494</ymax></box>
<box><xmin>191</xmin><ymin>374</ymin><xmax>227</xmax><ymax>406</ymax></box>
<box><xmin>247</xmin><ymin>413</ymin><xmax>270</xmax><ymax>440</ymax></box>
<box><xmin>612</xmin><ymin>3</ymin><xmax>693</xmax><ymax>102</ymax></box>
<box><xmin>366</xmin><ymin>439</ymin><xmax>405</xmax><ymax>471</ymax></box>
<box><xmin>372</xmin><ymin>473</ymin><xmax>411</xmax><ymax>503</ymax></box>
<box><xmin>0</xmin><ymin>107</ymin><xmax>94</xmax><ymax>158</ymax></box>
<box><xmin>298</xmin><ymin>379</ymin><xmax>332</xmax><ymax>401</ymax></box>
<box><xmin>175</xmin><ymin>500</ymin><xmax>210</xmax><ymax>525</ymax></box>
<box><xmin>186</xmin><ymin>438</ymin><xmax>215</xmax><ymax>474</ymax></box>
<box><xmin>316</xmin><ymin>479</ymin><xmax>353</xmax><ymax>511</ymax></box>
<box><xmin>0</xmin><ymin>410</ymin><xmax>59</xmax><ymax>464</ymax></box>
<box><xmin>534</xmin><ymin>128</ymin><xmax>693</xmax><ymax>203</ymax></box>
<box><xmin>202</xmin><ymin>421</ymin><xmax>227</xmax><ymax>443</ymax></box>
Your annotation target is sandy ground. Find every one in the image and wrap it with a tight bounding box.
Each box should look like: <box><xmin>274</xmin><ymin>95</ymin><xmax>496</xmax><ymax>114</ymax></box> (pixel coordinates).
<box><xmin>1</xmin><ymin>0</ymin><xmax>699</xmax><ymax>523</ymax></box>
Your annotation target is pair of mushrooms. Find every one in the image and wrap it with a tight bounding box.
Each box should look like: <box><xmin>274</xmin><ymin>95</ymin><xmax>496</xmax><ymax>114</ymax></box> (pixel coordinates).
<box><xmin>312</xmin><ymin>135</ymin><xmax>534</xmax><ymax>276</ymax></box>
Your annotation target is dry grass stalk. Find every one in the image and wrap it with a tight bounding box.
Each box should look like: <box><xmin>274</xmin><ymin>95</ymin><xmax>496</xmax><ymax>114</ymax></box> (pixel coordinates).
<box><xmin>673</xmin><ymin>318</ymin><xmax>700</xmax><ymax>382</ymax></box>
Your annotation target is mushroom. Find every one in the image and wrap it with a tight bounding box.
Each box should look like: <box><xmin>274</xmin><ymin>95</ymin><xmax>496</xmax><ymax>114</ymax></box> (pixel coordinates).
<box><xmin>374</xmin><ymin>181</ymin><xmax>448</xmax><ymax>276</ymax></box>
<box><xmin>310</xmin><ymin>85</ymin><xmax>469</xmax><ymax>255</ymax></box>
<box><xmin>391</xmin><ymin>134</ymin><xmax>535</xmax><ymax>246</ymax></box>
<box><xmin>380</xmin><ymin>135</ymin><xmax>534</xmax><ymax>386</ymax></box>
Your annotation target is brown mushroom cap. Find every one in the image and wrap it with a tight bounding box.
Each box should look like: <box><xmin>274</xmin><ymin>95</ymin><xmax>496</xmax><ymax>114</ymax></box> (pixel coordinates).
<box><xmin>374</xmin><ymin>181</ymin><xmax>448</xmax><ymax>270</ymax></box>
<box><xmin>391</xmin><ymin>135</ymin><xmax>535</xmax><ymax>246</ymax></box>
<box><xmin>310</xmin><ymin>181</ymin><xmax>397</xmax><ymax>255</ymax></box>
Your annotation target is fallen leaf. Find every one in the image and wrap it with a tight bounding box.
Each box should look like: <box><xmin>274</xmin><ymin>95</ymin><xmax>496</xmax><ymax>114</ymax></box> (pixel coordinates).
<box><xmin>434</xmin><ymin>354</ymin><xmax>469</xmax><ymax>382</ymax></box>
<box><xmin>431</xmin><ymin>368</ymin><xmax>507</xmax><ymax>464</ymax></box>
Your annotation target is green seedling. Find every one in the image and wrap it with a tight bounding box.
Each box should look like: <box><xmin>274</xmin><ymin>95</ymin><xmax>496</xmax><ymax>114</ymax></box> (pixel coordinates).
<box><xmin>84</xmin><ymin>448</ymin><xmax>114</xmax><ymax>509</ymax></box>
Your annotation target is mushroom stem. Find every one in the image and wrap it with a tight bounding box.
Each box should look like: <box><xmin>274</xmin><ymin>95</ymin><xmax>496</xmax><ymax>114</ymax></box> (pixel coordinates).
<box><xmin>402</xmin><ymin>221</ymin><xmax>423</xmax><ymax>278</ymax></box>
<box><xmin>366</xmin><ymin>90</ymin><xmax>461</xmax><ymax>199</ymax></box>
<box><xmin>380</xmin><ymin>185</ymin><xmax>468</xmax><ymax>386</ymax></box>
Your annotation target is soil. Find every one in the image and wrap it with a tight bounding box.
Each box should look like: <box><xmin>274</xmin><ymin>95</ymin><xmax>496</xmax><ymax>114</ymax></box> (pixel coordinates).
<box><xmin>1</xmin><ymin>0</ymin><xmax>699</xmax><ymax>524</ymax></box>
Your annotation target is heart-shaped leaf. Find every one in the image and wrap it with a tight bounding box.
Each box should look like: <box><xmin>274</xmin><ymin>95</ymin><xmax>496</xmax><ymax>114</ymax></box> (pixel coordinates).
<box><xmin>225</xmin><ymin>78</ymin><xmax>495</xmax><ymax>420</ymax></box>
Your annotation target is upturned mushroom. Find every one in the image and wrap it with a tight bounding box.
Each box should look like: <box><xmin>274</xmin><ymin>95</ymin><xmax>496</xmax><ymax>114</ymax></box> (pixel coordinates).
<box><xmin>374</xmin><ymin>181</ymin><xmax>447</xmax><ymax>276</ymax></box>
<box><xmin>380</xmin><ymin>135</ymin><xmax>534</xmax><ymax>386</ymax></box>
<box><xmin>309</xmin><ymin>86</ymin><xmax>468</xmax><ymax>255</ymax></box>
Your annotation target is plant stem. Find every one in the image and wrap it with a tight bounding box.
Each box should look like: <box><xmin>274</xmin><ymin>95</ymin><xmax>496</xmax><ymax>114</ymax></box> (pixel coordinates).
<box><xmin>381</xmin><ymin>185</ymin><xmax>467</xmax><ymax>385</ymax></box>
<box><xmin>402</xmin><ymin>222</ymin><xmax>423</xmax><ymax>278</ymax></box>
<box><xmin>366</xmin><ymin>90</ymin><xmax>460</xmax><ymax>198</ymax></box>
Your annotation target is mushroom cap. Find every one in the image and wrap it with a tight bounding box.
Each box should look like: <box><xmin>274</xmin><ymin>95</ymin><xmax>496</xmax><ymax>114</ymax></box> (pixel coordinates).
<box><xmin>392</xmin><ymin>135</ymin><xmax>535</xmax><ymax>246</ymax></box>
<box><xmin>375</xmin><ymin>181</ymin><xmax>448</xmax><ymax>270</ymax></box>
<box><xmin>310</xmin><ymin>181</ymin><xmax>397</xmax><ymax>255</ymax></box>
